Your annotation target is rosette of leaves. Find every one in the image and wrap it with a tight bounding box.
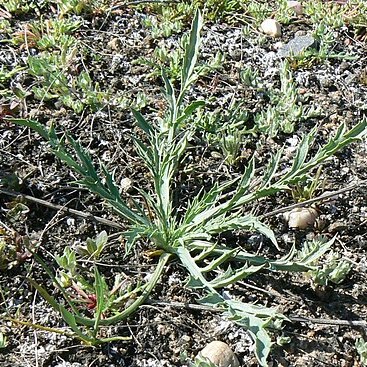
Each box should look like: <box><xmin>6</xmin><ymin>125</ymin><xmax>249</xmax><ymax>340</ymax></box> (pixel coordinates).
<box><xmin>6</xmin><ymin>10</ymin><xmax>367</xmax><ymax>366</ymax></box>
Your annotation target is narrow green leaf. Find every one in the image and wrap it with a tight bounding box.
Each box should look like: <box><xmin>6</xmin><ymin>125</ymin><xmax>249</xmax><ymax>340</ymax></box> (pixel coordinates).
<box><xmin>176</xmin><ymin>100</ymin><xmax>205</xmax><ymax>125</ymax></box>
<box><xmin>260</xmin><ymin>150</ymin><xmax>283</xmax><ymax>188</ymax></box>
<box><xmin>201</xmin><ymin>249</ymin><xmax>237</xmax><ymax>273</ymax></box>
<box><xmin>161</xmin><ymin>68</ymin><xmax>177</xmax><ymax>122</ymax></box>
<box><xmin>209</xmin><ymin>264</ymin><xmax>265</xmax><ymax>288</ymax></box>
<box><xmin>181</xmin><ymin>9</ymin><xmax>203</xmax><ymax>90</ymax></box>
<box><xmin>131</xmin><ymin>108</ymin><xmax>153</xmax><ymax>135</ymax></box>
<box><xmin>5</xmin><ymin>118</ymin><xmax>50</xmax><ymax>140</ymax></box>
<box><xmin>93</xmin><ymin>267</ymin><xmax>107</xmax><ymax>337</ymax></box>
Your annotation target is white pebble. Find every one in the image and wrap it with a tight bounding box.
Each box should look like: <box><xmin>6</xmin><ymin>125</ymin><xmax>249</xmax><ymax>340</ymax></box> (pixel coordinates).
<box><xmin>260</xmin><ymin>19</ymin><xmax>282</xmax><ymax>37</ymax></box>
<box><xmin>198</xmin><ymin>341</ymin><xmax>239</xmax><ymax>367</ymax></box>
<box><xmin>284</xmin><ymin>207</ymin><xmax>319</xmax><ymax>229</ymax></box>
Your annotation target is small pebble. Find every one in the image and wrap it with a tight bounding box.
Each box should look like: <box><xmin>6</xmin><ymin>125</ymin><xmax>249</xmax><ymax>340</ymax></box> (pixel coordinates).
<box><xmin>287</xmin><ymin>1</ymin><xmax>303</xmax><ymax>15</ymax></box>
<box><xmin>260</xmin><ymin>19</ymin><xmax>281</xmax><ymax>38</ymax></box>
<box><xmin>107</xmin><ymin>37</ymin><xmax>121</xmax><ymax>51</ymax></box>
<box><xmin>328</xmin><ymin>221</ymin><xmax>347</xmax><ymax>233</ymax></box>
<box><xmin>120</xmin><ymin>177</ymin><xmax>133</xmax><ymax>192</ymax></box>
<box><xmin>284</xmin><ymin>207</ymin><xmax>319</xmax><ymax>229</ymax></box>
<box><xmin>198</xmin><ymin>341</ymin><xmax>240</xmax><ymax>367</ymax></box>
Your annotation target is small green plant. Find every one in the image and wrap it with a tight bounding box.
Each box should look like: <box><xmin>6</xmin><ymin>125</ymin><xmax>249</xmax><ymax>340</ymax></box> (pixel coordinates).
<box><xmin>199</xmin><ymin>101</ymin><xmax>253</xmax><ymax>165</ymax></box>
<box><xmin>304</xmin><ymin>0</ymin><xmax>345</xmax><ymax>29</ymax></box>
<box><xmin>217</xmin><ymin>127</ymin><xmax>246</xmax><ymax>166</ymax></box>
<box><xmin>0</xmin><ymin>332</ymin><xmax>7</xmax><ymax>349</ymax></box>
<box><xmin>356</xmin><ymin>337</ymin><xmax>367</xmax><ymax>366</ymax></box>
<box><xmin>142</xmin><ymin>10</ymin><xmax>183</xmax><ymax>38</ymax></box>
<box><xmin>254</xmin><ymin>60</ymin><xmax>319</xmax><ymax>137</ymax></box>
<box><xmin>0</xmin><ymin>226</ymin><xmax>33</xmax><ymax>271</ymax></box>
<box><xmin>1</xmin><ymin>0</ymin><xmax>34</xmax><ymax>15</ymax></box>
<box><xmin>290</xmin><ymin>166</ymin><xmax>324</xmax><ymax>202</ymax></box>
<box><xmin>298</xmin><ymin>237</ymin><xmax>352</xmax><ymax>287</ymax></box>
<box><xmin>137</xmin><ymin>33</ymin><xmax>223</xmax><ymax>82</ymax></box>
<box><xmin>27</xmin><ymin>52</ymin><xmax>109</xmax><ymax>113</ymax></box>
<box><xmin>23</xmin><ymin>232</ymin><xmax>135</xmax><ymax>345</ymax></box>
<box><xmin>6</xmin><ymin>10</ymin><xmax>367</xmax><ymax>366</ymax></box>
<box><xmin>311</xmin><ymin>254</ymin><xmax>352</xmax><ymax>286</ymax></box>
<box><xmin>289</xmin><ymin>22</ymin><xmax>356</xmax><ymax>69</ymax></box>
<box><xmin>275</xmin><ymin>0</ymin><xmax>299</xmax><ymax>25</ymax></box>
<box><xmin>240</xmin><ymin>66</ymin><xmax>259</xmax><ymax>88</ymax></box>
<box><xmin>11</xmin><ymin>18</ymin><xmax>81</xmax><ymax>51</ymax></box>
<box><xmin>0</xmin><ymin>19</ymin><xmax>12</xmax><ymax>33</ymax></box>
<box><xmin>191</xmin><ymin>356</ymin><xmax>218</xmax><ymax>367</ymax></box>
<box><xmin>56</xmin><ymin>0</ymin><xmax>109</xmax><ymax>16</ymax></box>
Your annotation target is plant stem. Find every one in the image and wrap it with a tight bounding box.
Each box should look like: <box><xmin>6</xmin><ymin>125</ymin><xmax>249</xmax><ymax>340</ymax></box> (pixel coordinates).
<box><xmin>75</xmin><ymin>252</ymin><xmax>171</xmax><ymax>326</ymax></box>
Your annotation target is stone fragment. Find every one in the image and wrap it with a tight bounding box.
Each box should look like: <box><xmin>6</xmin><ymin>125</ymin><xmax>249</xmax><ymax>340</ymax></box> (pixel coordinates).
<box><xmin>198</xmin><ymin>341</ymin><xmax>240</xmax><ymax>367</ymax></box>
<box><xmin>328</xmin><ymin>221</ymin><xmax>347</xmax><ymax>233</ymax></box>
<box><xmin>260</xmin><ymin>19</ymin><xmax>282</xmax><ymax>37</ymax></box>
<box><xmin>120</xmin><ymin>177</ymin><xmax>133</xmax><ymax>192</ymax></box>
<box><xmin>287</xmin><ymin>1</ymin><xmax>303</xmax><ymax>15</ymax></box>
<box><xmin>278</xmin><ymin>35</ymin><xmax>316</xmax><ymax>57</ymax></box>
<box><xmin>284</xmin><ymin>207</ymin><xmax>319</xmax><ymax>230</ymax></box>
<box><xmin>107</xmin><ymin>37</ymin><xmax>121</xmax><ymax>51</ymax></box>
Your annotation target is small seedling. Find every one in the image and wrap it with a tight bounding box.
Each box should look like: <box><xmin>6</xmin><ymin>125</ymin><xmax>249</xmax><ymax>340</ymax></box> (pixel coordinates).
<box><xmin>290</xmin><ymin>166</ymin><xmax>324</xmax><ymax>202</ymax></box>
<box><xmin>0</xmin><ymin>226</ymin><xmax>33</xmax><ymax>271</ymax></box>
<box><xmin>356</xmin><ymin>337</ymin><xmax>367</xmax><ymax>366</ymax></box>
<box><xmin>311</xmin><ymin>253</ymin><xmax>352</xmax><ymax>286</ymax></box>
<box><xmin>254</xmin><ymin>60</ymin><xmax>319</xmax><ymax>137</ymax></box>
<box><xmin>298</xmin><ymin>237</ymin><xmax>352</xmax><ymax>287</ymax></box>
<box><xmin>0</xmin><ymin>332</ymin><xmax>7</xmax><ymax>349</ymax></box>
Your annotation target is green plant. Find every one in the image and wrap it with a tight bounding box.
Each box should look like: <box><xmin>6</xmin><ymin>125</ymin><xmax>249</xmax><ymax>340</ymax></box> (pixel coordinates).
<box><xmin>0</xmin><ymin>332</ymin><xmax>7</xmax><ymax>349</ymax></box>
<box><xmin>56</xmin><ymin>0</ymin><xmax>109</xmax><ymax>16</ymax></box>
<box><xmin>11</xmin><ymin>18</ymin><xmax>81</xmax><ymax>51</ymax></box>
<box><xmin>275</xmin><ymin>0</ymin><xmax>299</xmax><ymax>25</ymax></box>
<box><xmin>141</xmin><ymin>10</ymin><xmax>183</xmax><ymax>39</ymax></box>
<box><xmin>191</xmin><ymin>356</ymin><xmax>218</xmax><ymax>367</ymax></box>
<box><xmin>0</xmin><ymin>226</ymin><xmax>33</xmax><ymax>271</ymax></box>
<box><xmin>17</xmin><ymin>231</ymin><xmax>137</xmax><ymax>345</ymax></box>
<box><xmin>311</xmin><ymin>254</ymin><xmax>352</xmax><ymax>286</ymax></box>
<box><xmin>290</xmin><ymin>166</ymin><xmax>324</xmax><ymax>202</ymax></box>
<box><xmin>240</xmin><ymin>66</ymin><xmax>259</xmax><ymax>88</ymax></box>
<box><xmin>27</xmin><ymin>52</ymin><xmax>109</xmax><ymax>113</ymax></box>
<box><xmin>137</xmin><ymin>33</ymin><xmax>223</xmax><ymax>82</ymax></box>
<box><xmin>288</xmin><ymin>22</ymin><xmax>356</xmax><ymax>69</ymax></box>
<box><xmin>0</xmin><ymin>19</ymin><xmax>12</xmax><ymax>33</ymax></box>
<box><xmin>1</xmin><ymin>0</ymin><xmax>34</xmax><ymax>15</ymax></box>
<box><xmin>304</xmin><ymin>0</ymin><xmax>345</xmax><ymax>29</ymax></box>
<box><xmin>356</xmin><ymin>337</ymin><xmax>367</xmax><ymax>366</ymax></box>
<box><xmin>200</xmin><ymin>102</ymin><xmax>252</xmax><ymax>166</ymax></box>
<box><xmin>6</xmin><ymin>10</ymin><xmax>367</xmax><ymax>366</ymax></box>
<box><xmin>254</xmin><ymin>60</ymin><xmax>319</xmax><ymax>137</ymax></box>
<box><xmin>298</xmin><ymin>237</ymin><xmax>352</xmax><ymax>286</ymax></box>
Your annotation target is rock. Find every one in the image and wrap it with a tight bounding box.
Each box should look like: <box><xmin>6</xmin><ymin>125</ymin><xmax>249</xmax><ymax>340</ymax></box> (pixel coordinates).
<box><xmin>328</xmin><ymin>221</ymin><xmax>347</xmax><ymax>233</ymax></box>
<box><xmin>107</xmin><ymin>37</ymin><xmax>121</xmax><ymax>51</ymax></box>
<box><xmin>287</xmin><ymin>1</ymin><xmax>303</xmax><ymax>15</ymax></box>
<box><xmin>120</xmin><ymin>177</ymin><xmax>133</xmax><ymax>192</ymax></box>
<box><xmin>284</xmin><ymin>207</ymin><xmax>319</xmax><ymax>230</ymax></box>
<box><xmin>198</xmin><ymin>341</ymin><xmax>240</xmax><ymax>367</ymax></box>
<box><xmin>260</xmin><ymin>19</ymin><xmax>281</xmax><ymax>38</ymax></box>
<box><xmin>278</xmin><ymin>35</ymin><xmax>316</xmax><ymax>57</ymax></box>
